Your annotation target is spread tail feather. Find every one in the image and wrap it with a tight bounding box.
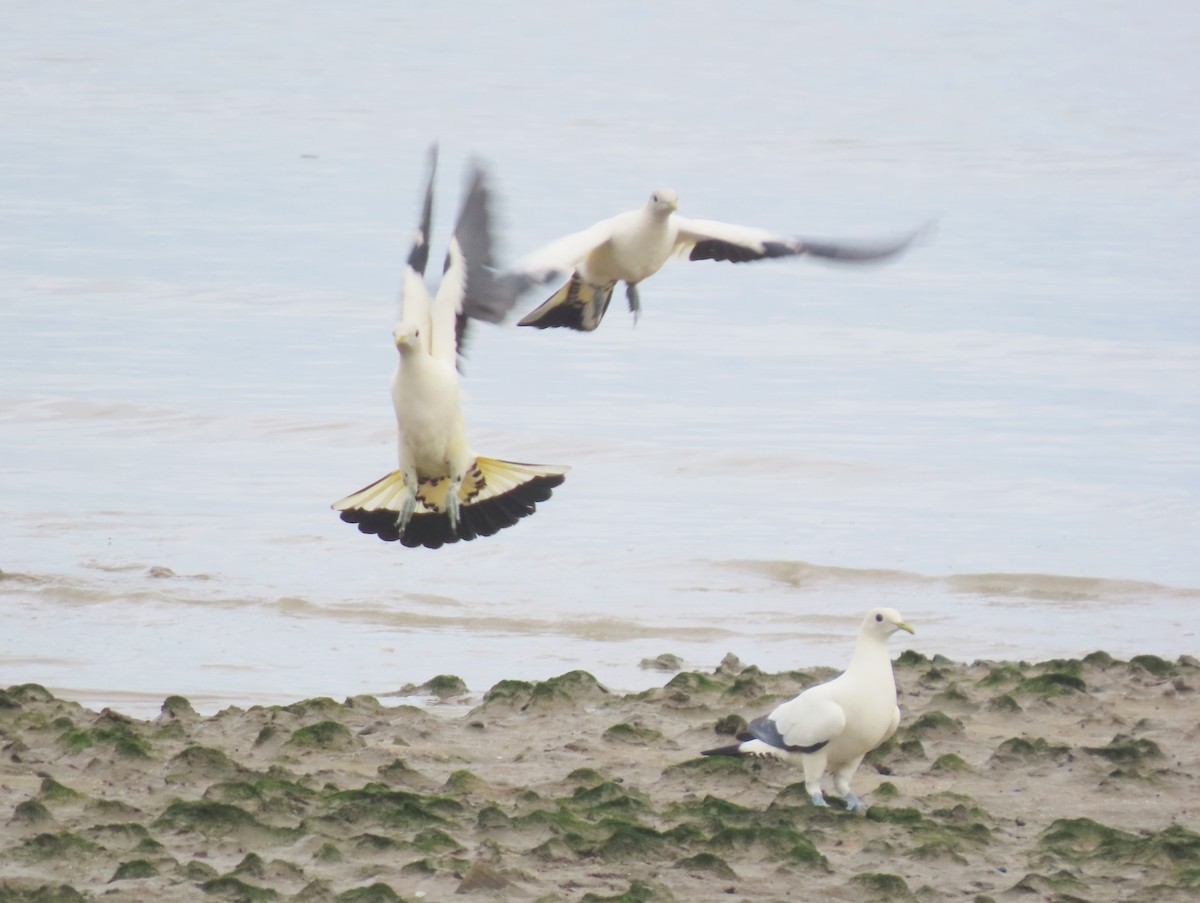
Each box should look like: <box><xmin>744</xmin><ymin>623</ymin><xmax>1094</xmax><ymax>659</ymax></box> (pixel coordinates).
<box><xmin>517</xmin><ymin>274</ymin><xmax>616</xmax><ymax>331</ymax></box>
<box><xmin>333</xmin><ymin>457</ymin><xmax>568</xmax><ymax>549</ymax></box>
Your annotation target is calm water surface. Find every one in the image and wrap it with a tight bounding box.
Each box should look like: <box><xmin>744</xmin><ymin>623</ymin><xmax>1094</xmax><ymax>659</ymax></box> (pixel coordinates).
<box><xmin>2</xmin><ymin>2</ymin><xmax>1198</xmax><ymax>716</ymax></box>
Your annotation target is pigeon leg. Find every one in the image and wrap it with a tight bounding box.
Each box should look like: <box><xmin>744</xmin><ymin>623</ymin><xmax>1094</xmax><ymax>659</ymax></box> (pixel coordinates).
<box><xmin>625</xmin><ymin>283</ymin><xmax>641</xmax><ymax>324</ymax></box>
<box><xmin>843</xmin><ymin>790</ymin><xmax>867</xmax><ymax>814</ymax></box>
<box><xmin>394</xmin><ymin>493</ymin><xmax>417</xmax><ymax>536</ymax></box>
<box><xmin>445</xmin><ymin>473</ymin><xmax>464</xmax><ymax>533</ymax></box>
<box><xmin>832</xmin><ymin>755</ymin><xmax>867</xmax><ymax>813</ymax></box>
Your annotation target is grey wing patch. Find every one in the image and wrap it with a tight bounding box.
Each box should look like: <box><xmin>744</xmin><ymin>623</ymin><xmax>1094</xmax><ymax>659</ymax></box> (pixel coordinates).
<box><xmin>748</xmin><ymin>714</ymin><xmax>829</xmax><ymax>755</ymax></box>
<box><xmin>408</xmin><ymin>144</ymin><xmax>438</xmax><ymax>275</ymax></box>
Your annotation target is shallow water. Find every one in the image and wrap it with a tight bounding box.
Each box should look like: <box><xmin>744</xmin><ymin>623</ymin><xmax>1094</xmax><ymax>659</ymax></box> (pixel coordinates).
<box><xmin>2</xmin><ymin>2</ymin><xmax>1198</xmax><ymax>716</ymax></box>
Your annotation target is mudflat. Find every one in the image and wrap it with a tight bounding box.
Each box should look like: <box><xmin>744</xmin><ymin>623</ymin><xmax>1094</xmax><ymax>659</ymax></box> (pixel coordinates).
<box><xmin>1</xmin><ymin>650</ymin><xmax>1197</xmax><ymax>902</ymax></box>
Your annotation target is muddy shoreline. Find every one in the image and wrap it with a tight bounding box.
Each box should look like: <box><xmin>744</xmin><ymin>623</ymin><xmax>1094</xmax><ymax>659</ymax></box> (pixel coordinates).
<box><xmin>2</xmin><ymin>650</ymin><xmax>1198</xmax><ymax>902</ymax></box>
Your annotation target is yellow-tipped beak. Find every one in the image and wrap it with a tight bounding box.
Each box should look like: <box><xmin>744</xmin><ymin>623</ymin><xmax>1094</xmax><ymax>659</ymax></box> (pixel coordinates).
<box><xmin>898</xmin><ymin>622</ymin><xmax>915</xmax><ymax>634</ymax></box>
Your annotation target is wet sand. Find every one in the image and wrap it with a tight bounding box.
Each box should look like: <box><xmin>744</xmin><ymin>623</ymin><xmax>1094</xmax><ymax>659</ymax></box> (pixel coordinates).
<box><xmin>1</xmin><ymin>650</ymin><xmax>1198</xmax><ymax>902</ymax></box>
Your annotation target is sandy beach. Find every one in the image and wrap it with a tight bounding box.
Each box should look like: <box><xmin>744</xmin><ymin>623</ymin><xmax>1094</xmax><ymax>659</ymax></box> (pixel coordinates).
<box><xmin>2</xmin><ymin>650</ymin><xmax>1197</xmax><ymax>902</ymax></box>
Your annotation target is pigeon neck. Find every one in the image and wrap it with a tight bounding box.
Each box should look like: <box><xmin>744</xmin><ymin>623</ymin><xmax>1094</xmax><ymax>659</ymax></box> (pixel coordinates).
<box><xmin>846</xmin><ymin>631</ymin><xmax>891</xmax><ymax>678</ymax></box>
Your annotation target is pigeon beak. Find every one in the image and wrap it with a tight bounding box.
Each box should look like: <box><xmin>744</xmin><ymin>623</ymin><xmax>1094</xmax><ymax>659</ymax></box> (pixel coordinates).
<box><xmin>897</xmin><ymin>621</ymin><xmax>915</xmax><ymax>635</ymax></box>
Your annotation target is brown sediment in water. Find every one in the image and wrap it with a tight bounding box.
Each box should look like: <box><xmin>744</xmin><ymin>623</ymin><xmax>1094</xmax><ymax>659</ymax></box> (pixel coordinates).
<box><xmin>1</xmin><ymin>653</ymin><xmax>1198</xmax><ymax>902</ymax></box>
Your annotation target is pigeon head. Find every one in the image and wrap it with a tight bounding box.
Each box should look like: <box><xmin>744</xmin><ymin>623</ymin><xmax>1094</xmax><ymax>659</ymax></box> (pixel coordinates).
<box><xmin>862</xmin><ymin>607</ymin><xmax>914</xmax><ymax>640</ymax></box>
<box><xmin>647</xmin><ymin>188</ymin><xmax>679</xmax><ymax>215</ymax></box>
<box><xmin>393</xmin><ymin>321</ymin><xmax>423</xmax><ymax>354</ymax></box>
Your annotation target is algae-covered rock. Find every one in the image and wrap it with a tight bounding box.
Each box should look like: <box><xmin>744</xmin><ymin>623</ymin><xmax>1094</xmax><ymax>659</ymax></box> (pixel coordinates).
<box><xmin>639</xmin><ymin>654</ymin><xmax>684</xmax><ymax>672</ymax></box>
<box><xmin>663</xmin><ymin>672</ymin><xmax>727</xmax><ymax>694</ymax></box>
<box><xmin>849</xmin><ymin>872</ymin><xmax>916</xmax><ymax>900</ymax></box>
<box><xmin>12</xmin><ymin>800</ymin><xmax>56</xmax><ymax>828</ymax></box>
<box><xmin>707</xmin><ymin>823</ymin><xmax>826</xmax><ymax>867</ymax></box>
<box><xmin>1041</xmin><ymin>817</ymin><xmax>1200</xmax><ymax>868</ymax></box>
<box><xmin>14</xmin><ymin>832</ymin><xmax>102</xmax><ymax>861</ymax></box>
<box><xmin>904</xmin><ymin>710</ymin><xmax>964</xmax><ymax>738</ymax></box>
<box><xmin>285</xmin><ymin>721</ymin><xmax>358</xmax><ymax>751</ymax></box>
<box><xmin>867</xmin><ymin>806</ymin><xmax>924</xmax><ymax>826</ymax></box>
<box><xmin>580</xmin><ymin>880</ymin><xmax>675</xmax><ymax>903</ymax></box>
<box><xmin>110</xmin><ymin>859</ymin><xmax>158</xmax><ymax>881</ymax></box>
<box><xmin>410</xmin><ymin>827</ymin><xmax>463</xmax><ymax>854</ymax></box>
<box><xmin>477</xmin><ymin>670</ymin><xmax>609</xmax><ymax>712</ymax></box>
<box><xmin>987</xmin><ymin>693</ymin><xmax>1022</xmax><ymax>714</ymax></box>
<box><xmin>0</xmin><ymin>883</ymin><xmax>87</xmax><ymax>903</ymax></box>
<box><xmin>154</xmin><ymin>799</ymin><xmax>289</xmax><ymax>841</ymax></box>
<box><xmin>712</xmin><ymin>713</ymin><xmax>747</xmax><ymax>735</ymax></box>
<box><xmin>603</xmin><ymin>722</ymin><xmax>664</xmax><ymax>745</ymax></box>
<box><xmin>160</xmin><ymin>695</ymin><xmax>197</xmax><ymax>720</ymax></box>
<box><xmin>674</xmin><ymin>851</ymin><xmax>738</xmax><ymax>879</ymax></box>
<box><xmin>1128</xmin><ymin>654</ymin><xmax>1178</xmax><ymax>678</ymax></box>
<box><xmin>456</xmin><ymin>861</ymin><xmax>511</xmax><ymax>892</ymax></box>
<box><xmin>931</xmin><ymin>753</ymin><xmax>969</xmax><ymax>772</ymax></box>
<box><xmin>399</xmin><ymin>674</ymin><xmax>467</xmax><ymax>699</ymax></box>
<box><xmin>1015</xmin><ymin>672</ymin><xmax>1087</xmax><ymax>697</ymax></box>
<box><xmin>977</xmin><ymin>664</ymin><xmax>1024</xmax><ymax>687</ymax></box>
<box><xmin>200</xmin><ymin>876</ymin><xmax>279</xmax><ymax>901</ymax></box>
<box><xmin>990</xmin><ymin>736</ymin><xmax>1071</xmax><ymax>763</ymax></box>
<box><xmin>1084</xmin><ymin>734</ymin><xmax>1164</xmax><ymax>765</ymax></box>
<box><xmin>325</xmin><ymin>784</ymin><xmax>446</xmax><ymax>830</ymax></box>
<box><xmin>168</xmin><ymin>744</ymin><xmax>242</xmax><ymax>779</ymax></box>
<box><xmin>282</xmin><ymin>697</ymin><xmax>342</xmax><ymax>719</ymax></box>
<box><xmin>335</xmin><ymin>883</ymin><xmax>404</xmax><ymax>903</ymax></box>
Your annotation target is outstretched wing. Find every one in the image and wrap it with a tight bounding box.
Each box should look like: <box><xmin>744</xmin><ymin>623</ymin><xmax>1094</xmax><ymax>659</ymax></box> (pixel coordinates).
<box><xmin>500</xmin><ymin>214</ymin><xmax>624</xmax><ymax>292</ymax></box>
<box><xmin>430</xmin><ymin>162</ymin><xmax>501</xmax><ymax>365</ymax></box>
<box><xmin>674</xmin><ymin>216</ymin><xmax>927</xmax><ymax>265</ymax></box>
<box><xmin>399</xmin><ymin>144</ymin><xmax>439</xmax><ymax>344</ymax></box>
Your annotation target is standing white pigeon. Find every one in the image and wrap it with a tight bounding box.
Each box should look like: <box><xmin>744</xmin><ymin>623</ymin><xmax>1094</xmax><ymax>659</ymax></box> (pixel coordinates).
<box><xmin>702</xmin><ymin>607</ymin><xmax>915</xmax><ymax>813</ymax></box>
<box><xmin>333</xmin><ymin>146</ymin><xmax>568</xmax><ymax>549</ymax></box>
<box><xmin>504</xmin><ymin>189</ymin><xmax>925</xmax><ymax>331</ymax></box>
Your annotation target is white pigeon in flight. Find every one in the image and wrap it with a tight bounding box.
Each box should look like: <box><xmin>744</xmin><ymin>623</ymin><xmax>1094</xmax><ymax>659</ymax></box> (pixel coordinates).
<box><xmin>702</xmin><ymin>607</ymin><xmax>915</xmax><ymax>813</ymax></box>
<box><xmin>504</xmin><ymin>188</ymin><xmax>925</xmax><ymax>331</ymax></box>
<box><xmin>333</xmin><ymin>146</ymin><xmax>568</xmax><ymax>549</ymax></box>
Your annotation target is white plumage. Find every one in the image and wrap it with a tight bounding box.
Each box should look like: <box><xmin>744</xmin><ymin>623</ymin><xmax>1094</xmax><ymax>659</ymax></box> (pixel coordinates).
<box><xmin>505</xmin><ymin>189</ymin><xmax>925</xmax><ymax>331</ymax></box>
<box><xmin>702</xmin><ymin>607</ymin><xmax>915</xmax><ymax>813</ymax></box>
<box><xmin>332</xmin><ymin>146</ymin><xmax>568</xmax><ymax>549</ymax></box>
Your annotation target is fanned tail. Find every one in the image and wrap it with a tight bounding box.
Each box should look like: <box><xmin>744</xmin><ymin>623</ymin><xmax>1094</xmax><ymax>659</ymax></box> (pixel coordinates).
<box><xmin>516</xmin><ymin>273</ymin><xmax>615</xmax><ymax>331</ymax></box>
<box><xmin>332</xmin><ymin>457</ymin><xmax>568</xmax><ymax>549</ymax></box>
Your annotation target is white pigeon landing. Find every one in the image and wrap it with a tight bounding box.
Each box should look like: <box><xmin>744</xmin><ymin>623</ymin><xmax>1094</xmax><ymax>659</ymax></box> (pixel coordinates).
<box><xmin>702</xmin><ymin>607</ymin><xmax>915</xmax><ymax>813</ymax></box>
<box><xmin>505</xmin><ymin>189</ymin><xmax>925</xmax><ymax>331</ymax></box>
<box><xmin>333</xmin><ymin>146</ymin><xmax>568</xmax><ymax>549</ymax></box>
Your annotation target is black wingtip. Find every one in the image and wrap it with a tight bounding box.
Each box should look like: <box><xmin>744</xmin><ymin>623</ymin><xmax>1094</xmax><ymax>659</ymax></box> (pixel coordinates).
<box><xmin>407</xmin><ymin>144</ymin><xmax>439</xmax><ymax>275</ymax></box>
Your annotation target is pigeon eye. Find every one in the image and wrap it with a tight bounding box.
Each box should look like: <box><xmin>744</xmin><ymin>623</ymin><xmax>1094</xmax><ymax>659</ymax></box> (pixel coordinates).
<box><xmin>875</xmin><ymin>613</ymin><xmax>883</xmax><ymax>622</ymax></box>
<box><xmin>652</xmin><ymin>193</ymin><xmax>659</xmax><ymax>202</ymax></box>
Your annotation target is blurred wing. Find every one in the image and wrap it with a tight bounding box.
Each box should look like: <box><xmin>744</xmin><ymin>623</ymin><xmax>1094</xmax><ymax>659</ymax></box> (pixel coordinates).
<box><xmin>406</xmin><ymin>144</ymin><xmax>438</xmax><ymax>277</ymax></box>
<box><xmin>432</xmin><ymin>162</ymin><xmax>497</xmax><ymax>363</ymax></box>
<box><xmin>675</xmin><ymin>215</ymin><xmax>927</xmax><ymax>264</ymax></box>
<box><xmin>507</xmin><ymin>215</ymin><xmax>623</xmax><ymax>287</ymax></box>
<box><xmin>398</xmin><ymin>145</ymin><xmax>439</xmax><ymax>336</ymax></box>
